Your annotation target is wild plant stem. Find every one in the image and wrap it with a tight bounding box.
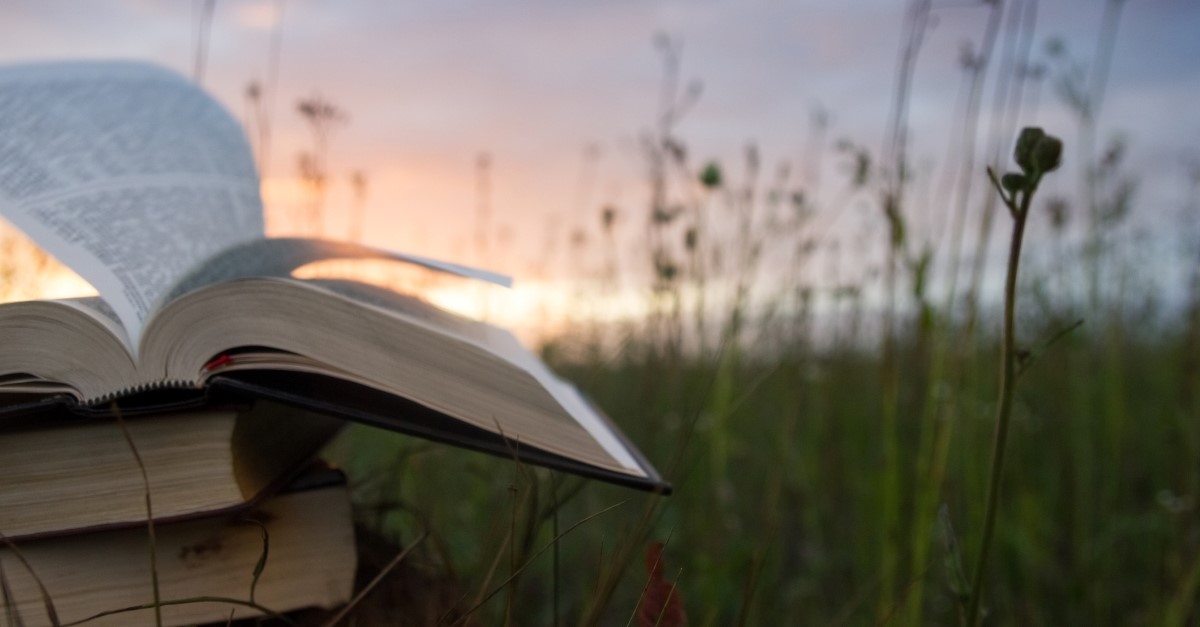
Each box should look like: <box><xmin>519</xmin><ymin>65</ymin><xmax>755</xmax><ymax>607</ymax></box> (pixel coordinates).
<box><xmin>113</xmin><ymin>410</ymin><xmax>162</xmax><ymax>627</ymax></box>
<box><xmin>318</xmin><ymin>533</ymin><xmax>425</xmax><ymax>627</ymax></box>
<box><xmin>967</xmin><ymin>182</ymin><xmax>1033</xmax><ymax>626</ymax></box>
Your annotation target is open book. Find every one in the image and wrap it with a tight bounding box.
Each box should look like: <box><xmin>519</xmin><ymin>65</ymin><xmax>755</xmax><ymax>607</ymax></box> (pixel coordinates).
<box><xmin>0</xmin><ymin>61</ymin><xmax>665</xmax><ymax>492</ymax></box>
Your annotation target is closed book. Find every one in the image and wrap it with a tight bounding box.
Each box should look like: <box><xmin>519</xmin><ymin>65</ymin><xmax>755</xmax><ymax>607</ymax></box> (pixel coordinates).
<box><xmin>0</xmin><ymin>401</ymin><xmax>341</xmax><ymax>540</ymax></box>
<box><xmin>0</xmin><ymin>469</ymin><xmax>356</xmax><ymax>627</ymax></box>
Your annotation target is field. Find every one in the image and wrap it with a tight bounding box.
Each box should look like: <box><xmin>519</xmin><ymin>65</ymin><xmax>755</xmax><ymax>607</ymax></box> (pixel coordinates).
<box><xmin>312</xmin><ymin>3</ymin><xmax>1200</xmax><ymax>623</ymax></box>
<box><xmin>1</xmin><ymin>1</ymin><xmax>1196</xmax><ymax>625</ymax></box>
<box><xmin>318</xmin><ymin>3</ymin><xmax>1200</xmax><ymax>624</ymax></box>
<box><xmin>328</xmin><ymin>275</ymin><xmax>1199</xmax><ymax>625</ymax></box>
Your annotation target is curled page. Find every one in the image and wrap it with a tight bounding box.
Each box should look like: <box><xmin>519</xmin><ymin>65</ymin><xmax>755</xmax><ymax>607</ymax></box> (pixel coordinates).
<box><xmin>0</xmin><ymin>61</ymin><xmax>264</xmax><ymax>346</ymax></box>
<box><xmin>161</xmin><ymin>237</ymin><xmax>512</xmax><ymax>307</ymax></box>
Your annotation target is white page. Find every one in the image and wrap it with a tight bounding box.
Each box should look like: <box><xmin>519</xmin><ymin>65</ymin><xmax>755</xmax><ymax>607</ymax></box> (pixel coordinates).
<box><xmin>0</xmin><ymin>61</ymin><xmax>264</xmax><ymax>348</ymax></box>
<box><xmin>161</xmin><ymin>237</ymin><xmax>511</xmax><ymax>308</ymax></box>
<box><xmin>481</xmin><ymin>326</ymin><xmax>643</xmax><ymax>473</ymax></box>
<box><xmin>381</xmin><ymin>247</ymin><xmax>512</xmax><ymax>288</ymax></box>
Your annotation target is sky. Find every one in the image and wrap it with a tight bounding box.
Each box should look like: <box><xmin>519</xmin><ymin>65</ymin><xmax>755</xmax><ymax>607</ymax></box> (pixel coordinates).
<box><xmin>1</xmin><ymin>0</ymin><xmax>1198</xmax><ymax>336</ymax></box>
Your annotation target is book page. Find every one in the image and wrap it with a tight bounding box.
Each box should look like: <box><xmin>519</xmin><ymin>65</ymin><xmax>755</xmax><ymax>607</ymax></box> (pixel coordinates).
<box><xmin>479</xmin><ymin>327</ymin><xmax>643</xmax><ymax>472</ymax></box>
<box><xmin>56</xmin><ymin>296</ymin><xmax>131</xmax><ymax>347</ymax></box>
<box><xmin>0</xmin><ymin>62</ymin><xmax>264</xmax><ymax>346</ymax></box>
<box><xmin>161</xmin><ymin>237</ymin><xmax>511</xmax><ymax>306</ymax></box>
<box><xmin>297</xmin><ymin>278</ymin><xmax>641</xmax><ymax>472</ymax></box>
<box><xmin>303</xmin><ymin>278</ymin><xmax>492</xmax><ymax>343</ymax></box>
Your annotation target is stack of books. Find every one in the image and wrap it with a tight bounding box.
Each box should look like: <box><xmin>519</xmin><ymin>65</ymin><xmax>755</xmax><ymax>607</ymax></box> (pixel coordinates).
<box><xmin>0</xmin><ymin>61</ymin><xmax>666</xmax><ymax>623</ymax></box>
<box><xmin>0</xmin><ymin>402</ymin><xmax>355</xmax><ymax>625</ymax></box>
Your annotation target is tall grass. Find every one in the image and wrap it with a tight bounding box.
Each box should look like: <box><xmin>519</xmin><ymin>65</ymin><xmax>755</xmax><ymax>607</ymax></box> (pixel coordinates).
<box><xmin>322</xmin><ymin>2</ymin><xmax>1198</xmax><ymax>625</ymax></box>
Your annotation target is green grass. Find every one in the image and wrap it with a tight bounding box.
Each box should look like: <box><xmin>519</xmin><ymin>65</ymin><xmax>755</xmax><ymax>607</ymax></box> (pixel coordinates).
<box><xmin>322</xmin><ymin>296</ymin><xmax>1198</xmax><ymax>625</ymax></box>
<box><xmin>283</xmin><ymin>5</ymin><xmax>1200</xmax><ymax>621</ymax></box>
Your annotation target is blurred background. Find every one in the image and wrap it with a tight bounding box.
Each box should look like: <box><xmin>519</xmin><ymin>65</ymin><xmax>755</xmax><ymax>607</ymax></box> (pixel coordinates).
<box><xmin>2</xmin><ymin>1</ymin><xmax>1199</xmax><ymax>625</ymax></box>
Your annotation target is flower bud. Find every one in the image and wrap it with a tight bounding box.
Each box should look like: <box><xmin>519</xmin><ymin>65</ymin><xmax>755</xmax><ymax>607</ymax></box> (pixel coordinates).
<box><xmin>1014</xmin><ymin>127</ymin><xmax>1045</xmax><ymax>173</ymax></box>
<box><xmin>1001</xmin><ymin>173</ymin><xmax>1027</xmax><ymax>194</ymax></box>
<box><xmin>1032</xmin><ymin>135</ymin><xmax>1063</xmax><ymax>174</ymax></box>
<box><xmin>699</xmin><ymin>162</ymin><xmax>723</xmax><ymax>189</ymax></box>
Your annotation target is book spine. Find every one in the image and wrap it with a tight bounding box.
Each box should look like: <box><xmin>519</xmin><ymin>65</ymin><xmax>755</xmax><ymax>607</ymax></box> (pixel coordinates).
<box><xmin>83</xmin><ymin>379</ymin><xmax>197</xmax><ymax>405</ymax></box>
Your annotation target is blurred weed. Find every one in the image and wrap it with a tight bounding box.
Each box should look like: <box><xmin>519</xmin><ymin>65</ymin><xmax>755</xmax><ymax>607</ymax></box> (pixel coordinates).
<box><xmin>296</xmin><ymin>94</ymin><xmax>347</xmax><ymax>236</ymax></box>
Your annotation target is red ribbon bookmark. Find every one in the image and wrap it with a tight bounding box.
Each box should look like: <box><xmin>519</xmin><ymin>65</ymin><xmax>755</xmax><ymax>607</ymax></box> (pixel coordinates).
<box><xmin>202</xmin><ymin>354</ymin><xmax>234</xmax><ymax>373</ymax></box>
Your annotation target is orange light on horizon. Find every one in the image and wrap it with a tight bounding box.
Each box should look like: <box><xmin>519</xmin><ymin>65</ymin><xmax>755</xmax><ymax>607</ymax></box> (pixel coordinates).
<box><xmin>0</xmin><ymin>224</ymin><xmax>98</xmax><ymax>304</ymax></box>
<box><xmin>290</xmin><ymin>257</ymin><xmax>650</xmax><ymax>346</ymax></box>
<box><xmin>260</xmin><ymin>176</ymin><xmax>311</xmax><ymax>209</ymax></box>
<box><xmin>0</xmin><ymin>264</ymin><xmax>97</xmax><ymax>304</ymax></box>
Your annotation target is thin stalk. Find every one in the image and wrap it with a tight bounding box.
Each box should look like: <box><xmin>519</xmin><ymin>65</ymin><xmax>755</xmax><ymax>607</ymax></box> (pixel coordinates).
<box><xmin>549</xmin><ymin>473</ymin><xmax>561</xmax><ymax>627</ymax></box>
<box><xmin>318</xmin><ymin>533</ymin><xmax>425</xmax><ymax>627</ymax></box>
<box><xmin>114</xmin><ymin>411</ymin><xmax>162</xmax><ymax>627</ymax></box>
<box><xmin>965</xmin><ymin>0</ymin><xmax>1037</xmax><ymax>335</ymax></box>
<box><xmin>905</xmin><ymin>4</ymin><xmax>1004</xmax><ymax>624</ymax></box>
<box><xmin>192</xmin><ymin>0</ymin><xmax>216</xmax><ymax>85</ymax></box>
<box><xmin>61</xmin><ymin>596</ymin><xmax>296</xmax><ymax>627</ymax></box>
<box><xmin>942</xmin><ymin>0</ymin><xmax>1005</xmax><ymax>302</ymax></box>
<box><xmin>967</xmin><ymin>168</ymin><xmax>1035</xmax><ymax>626</ymax></box>
<box><xmin>877</xmin><ymin>1</ymin><xmax>932</xmax><ymax>615</ymax></box>
<box><xmin>1082</xmin><ymin>0</ymin><xmax>1128</xmax><ymax>308</ymax></box>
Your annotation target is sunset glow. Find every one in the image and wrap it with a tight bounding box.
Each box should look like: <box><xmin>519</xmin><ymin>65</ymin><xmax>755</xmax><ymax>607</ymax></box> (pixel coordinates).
<box><xmin>0</xmin><ymin>264</ymin><xmax>97</xmax><ymax>303</ymax></box>
<box><xmin>291</xmin><ymin>257</ymin><xmax>654</xmax><ymax>344</ymax></box>
<box><xmin>1</xmin><ymin>1</ymin><xmax>1197</xmax><ymax>337</ymax></box>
